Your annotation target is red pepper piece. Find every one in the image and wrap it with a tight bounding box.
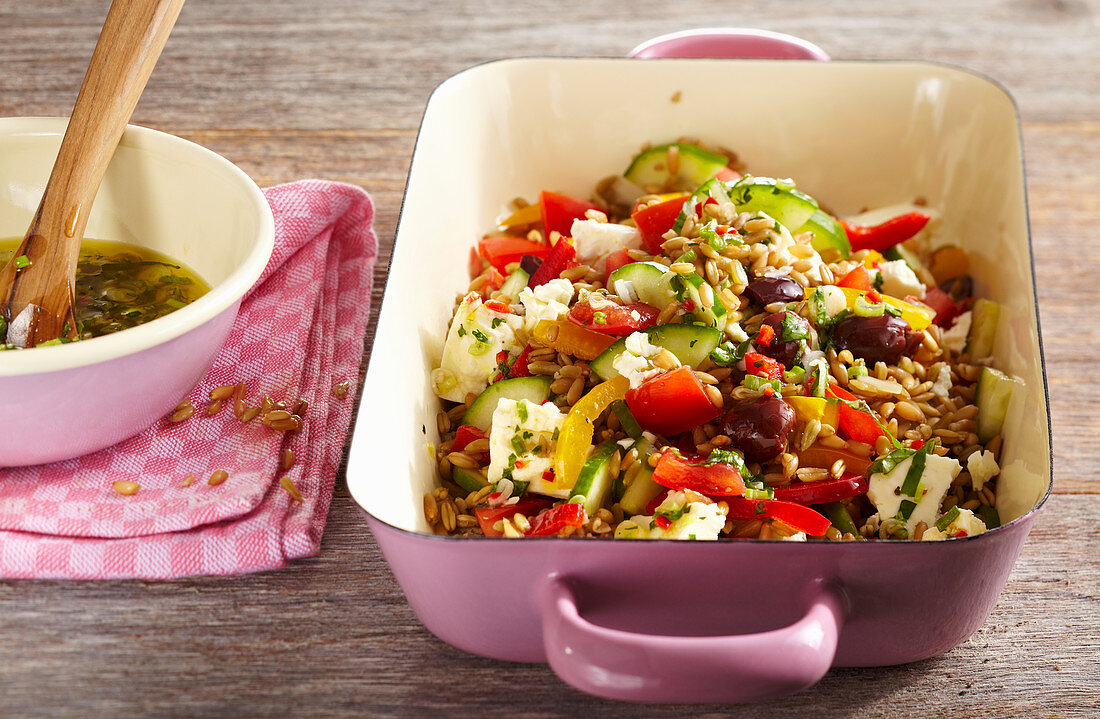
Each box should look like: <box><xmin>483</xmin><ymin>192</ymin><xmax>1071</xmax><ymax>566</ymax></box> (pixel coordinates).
<box><xmin>839</xmin><ymin>212</ymin><xmax>931</xmax><ymax>253</ymax></box>
<box><xmin>604</xmin><ymin>248</ymin><xmax>634</xmax><ymax>282</ymax></box>
<box><xmin>865</xmin><ymin>289</ymin><xmax>882</xmax><ymax>304</ymax></box>
<box><xmin>477</xmin><ymin>237</ymin><xmax>551</xmax><ymax>272</ymax></box>
<box><xmin>528</xmin><ymin>237</ymin><xmax>576</xmax><ymax>288</ymax></box>
<box><xmin>526</xmin><ymin>502</ymin><xmax>587</xmax><ymax>537</ymax></box>
<box><xmin>483</xmin><ymin>299</ymin><xmax>509</xmax><ymax>313</ymax></box>
<box><xmin>837</xmin><ymin>265</ymin><xmax>872</xmax><ymax>291</ymax></box>
<box><xmin>644</xmin><ymin>489</ymin><xmax>671</xmax><ymax>515</ymax></box>
<box><xmin>475</xmin><ymin>497</ymin><xmax>553</xmax><ymax>537</ymax></box>
<box><xmin>632</xmin><ymin>195</ymin><xmax>690</xmax><ymax>254</ymax></box>
<box><xmin>510</xmin><ymin>345</ymin><xmax>532</xmax><ymax>378</ymax></box>
<box><xmin>625</xmin><ymin>366</ymin><xmax>722</xmax><ymax>437</ymax></box>
<box><xmin>743</xmin><ymin>351</ymin><xmax>784</xmax><ymax>382</ymax></box>
<box><xmin>724</xmin><ymin>497</ymin><xmax>832</xmax><ymax>536</ymax></box>
<box><xmin>651</xmin><ymin>451</ymin><xmax>747</xmax><ymax>497</ymax></box>
<box><xmin>921</xmin><ymin>286</ymin><xmax>962</xmax><ymax>327</ymax></box>
<box><xmin>772</xmin><ymin>474</ymin><xmax>869</xmax><ymax>505</ymax></box>
<box><xmin>756</xmin><ymin>324</ymin><xmax>776</xmax><ymax>347</ymax></box>
<box><xmin>451</xmin><ymin>424</ymin><xmax>487</xmax><ymax>453</ymax></box>
<box><xmin>567</xmin><ymin>299</ymin><xmax>660</xmax><ymax>336</ymax></box>
<box><xmin>539</xmin><ymin>190</ymin><xmax>602</xmax><ymax>238</ymax></box>
<box><xmin>826</xmin><ymin>384</ymin><xmax>887</xmax><ymax>445</ymax></box>
<box><xmin>653</xmin><ymin>514</ymin><xmax>672</xmax><ymax>530</ymax></box>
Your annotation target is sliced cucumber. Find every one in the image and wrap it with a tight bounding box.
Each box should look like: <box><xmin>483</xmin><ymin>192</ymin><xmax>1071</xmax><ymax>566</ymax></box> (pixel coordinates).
<box><xmin>967</xmin><ymin>298</ymin><xmax>1000</xmax><ymax>360</ymax></box>
<box><xmin>461</xmin><ymin>376</ymin><xmax>553</xmax><ymax>431</ymax></box>
<box><xmin>728</xmin><ymin>175</ymin><xmax>818</xmax><ymax>232</ymax></box>
<box><xmin>624</xmin><ymin>143</ymin><xmax>729</xmax><ymax>191</ymax></box>
<box><xmin>497</xmin><ymin>267</ymin><xmax>530</xmax><ymax>301</ymax></box>
<box><xmin>451</xmin><ymin>466</ymin><xmax>489</xmax><ymax>493</ymax></box>
<box><xmin>611</xmin><ymin>400</ymin><xmax>643</xmax><ymax>440</ymax></box>
<box><xmin>673</xmin><ymin>177</ymin><xmax>733</xmax><ymax>233</ymax></box>
<box><xmin>672</xmin><ymin>271</ymin><xmax>726</xmax><ymax>328</ymax></box>
<box><xmin>883</xmin><ymin>243</ymin><xmax>924</xmax><ymax>273</ymax></box>
<box><xmin>607</xmin><ymin>261</ymin><xmax>677</xmax><ymax>308</ymax></box>
<box><xmin>975</xmin><ymin>366</ymin><xmax>1021</xmax><ymax>443</ymax></box>
<box><xmin>571</xmin><ymin>440</ymin><xmax>619</xmax><ymax>515</ymax></box>
<box><xmin>590</xmin><ymin>323</ymin><xmax>723</xmax><ymax>380</ymax></box>
<box><xmin>619</xmin><ymin>437</ymin><xmax>663</xmax><ymax>515</ymax></box>
<box><xmin>797</xmin><ymin>209</ymin><xmax>851</xmax><ymax>258</ymax></box>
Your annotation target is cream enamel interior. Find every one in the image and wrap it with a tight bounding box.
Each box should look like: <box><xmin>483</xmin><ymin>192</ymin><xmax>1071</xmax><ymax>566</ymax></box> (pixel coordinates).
<box><xmin>0</xmin><ymin>118</ymin><xmax>274</xmax><ymax>375</ymax></box>
<box><xmin>348</xmin><ymin>59</ymin><xmax>1050</xmax><ymax>534</ymax></box>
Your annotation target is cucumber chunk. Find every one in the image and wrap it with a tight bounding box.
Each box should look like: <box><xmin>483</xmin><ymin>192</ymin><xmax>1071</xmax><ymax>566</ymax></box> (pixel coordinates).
<box><xmin>461</xmin><ymin>376</ymin><xmax>553</xmax><ymax>431</ymax></box>
<box><xmin>451</xmin><ymin>466</ymin><xmax>489</xmax><ymax>493</ymax></box>
<box><xmin>619</xmin><ymin>437</ymin><xmax>663</xmax><ymax>515</ymax></box>
<box><xmin>607</xmin><ymin>261</ymin><xmax>677</xmax><ymax>308</ymax></box>
<box><xmin>590</xmin><ymin>323</ymin><xmax>723</xmax><ymax>380</ymax></box>
<box><xmin>671</xmin><ymin>271</ymin><xmax>726</xmax><ymax>328</ymax></box>
<box><xmin>797</xmin><ymin>209</ymin><xmax>851</xmax><ymax>258</ymax></box>
<box><xmin>975</xmin><ymin>366</ymin><xmax>1021</xmax><ymax>443</ymax></box>
<box><xmin>624</xmin><ymin>143</ymin><xmax>729</xmax><ymax>191</ymax></box>
<box><xmin>497</xmin><ymin>267</ymin><xmax>530</xmax><ymax>301</ymax></box>
<box><xmin>571</xmin><ymin>440</ymin><xmax>619</xmax><ymax>515</ymax></box>
<box><xmin>728</xmin><ymin>175</ymin><xmax>818</xmax><ymax>232</ymax></box>
<box><xmin>673</xmin><ymin>177</ymin><xmax>732</xmax><ymax>234</ymax></box>
<box><xmin>967</xmin><ymin>298</ymin><xmax>1000</xmax><ymax>360</ymax></box>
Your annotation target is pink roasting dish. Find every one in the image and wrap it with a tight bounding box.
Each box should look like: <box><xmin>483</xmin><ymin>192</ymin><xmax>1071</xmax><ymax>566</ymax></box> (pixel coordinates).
<box><xmin>347</xmin><ymin>32</ymin><xmax>1051</xmax><ymax>703</ymax></box>
<box><xmin>0</xmin><ymin>119</ymin><xmax>274</xmax><ymax>467</ymax></box>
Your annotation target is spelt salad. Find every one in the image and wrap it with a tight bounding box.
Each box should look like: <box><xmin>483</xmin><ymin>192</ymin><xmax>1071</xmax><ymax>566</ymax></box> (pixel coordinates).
<box><xmin>427</xmin><ymin>141</ymin><xmax>1018</xmax><ymax>542</ymax></box>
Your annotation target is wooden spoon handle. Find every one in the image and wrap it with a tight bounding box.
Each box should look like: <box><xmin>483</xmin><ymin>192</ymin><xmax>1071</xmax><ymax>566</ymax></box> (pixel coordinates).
<box><xmin>0</xmin><ymin>0</ymin><xmax>185</xmax><ymax>345</ymax></box>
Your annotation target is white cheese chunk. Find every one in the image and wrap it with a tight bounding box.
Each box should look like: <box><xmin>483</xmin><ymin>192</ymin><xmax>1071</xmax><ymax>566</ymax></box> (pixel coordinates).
<box><xmin>614</xmin><ymin>331</ymin><xmax>663</xmax><ymax>389</ymax></box>
<box><xmin>570</xmin><ymin>219</ymin><xmax>642</xmax><ymax>272</ymax></box>
<box><xmin>921</xmin><ymin>507</ymin><xmax>987</xmax><ymax>540</ymax></box>
<box><xmin>868</xmin><ymin>453</ymin><xmax>961</xmax><ymax>533</ymax></box>
<box><xmin>814</xmin><ymin>285</ymin><xmax>849</xmax><ymax>319</ymax></box>
<box><xmin>487</xmin><ymin>399</ymin><xmax>567</xmax><ymax>496</ymax></box>
<box><xmin>929</xmin><ymin>361</ymin><xmax>953</xmax><ymax>399</ymax></box>
<box><xmin>878</xmin><ymin>259</ymin><xmax>925</xmax><ymax>300</ymax></box>
<box><xmin>518</xmin><ymin>278</ymin><xmax>574</xmax><ymax>333</ymax></box>
<box><xmin>435</xmin><ymin>293</ymin><xmax>523</xmax><ymax>402</ymax></box>
<box><xmin>614</xmin><ymin>492</ymin><xmax>725</xmax><ymax>540</ymax></box>
<box><xmin>967</xmin><ymin>450</ymin><xmax>1000</xmax><ymax>491</ymax></box>
<box><xmin>941</xmin><ymin>310</ymin><xmax>971</xmax><ymax>354</ymax></box>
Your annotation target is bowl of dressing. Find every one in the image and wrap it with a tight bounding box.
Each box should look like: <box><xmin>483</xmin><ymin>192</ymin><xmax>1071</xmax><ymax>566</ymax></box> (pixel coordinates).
<box><xmin>0</xmin><ymin>117</ymin><xmax>274</xmax><ymax>466</ymax></box>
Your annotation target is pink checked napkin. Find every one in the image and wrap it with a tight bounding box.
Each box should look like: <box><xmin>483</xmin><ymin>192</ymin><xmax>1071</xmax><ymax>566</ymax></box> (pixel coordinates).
<box><xmin>0</xmin><ymin>180</ymin><xmax>376</xmax><ymax>580</ymax></box>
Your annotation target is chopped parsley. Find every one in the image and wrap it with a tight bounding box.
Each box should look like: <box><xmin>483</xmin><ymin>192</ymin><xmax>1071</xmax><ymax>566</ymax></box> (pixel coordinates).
<box><xmin>516</xmin><ymin>402</ymin><xmax>528</xmax><ymax>423</ymax></box>
<box><xmin>456</xmin><ymin>325</ymin><xmax>467</xmax><ymax>337</ymax></box>
<box><xmin>491</xmin><ymin>317</ymin><xmax>504</xmax><ymax>328</ymax></box>
<box><xmin>471</xmin><ymin>328</ymin><xmax>489</xmax><ymax>343</ymax></box>
<box><xmin>593</xmin><ymin>311</ymin><xmax>607</xmax><ymax>325</ymax></box>
<box><xmin>780</xmin><ymin>312</ymin><xmax>809</xmax><ymax>341</ymax></box>
<box><xmin>511</xmin><ymin>435</ymin><xmax>527</xmax><ymax>455</ymax></box>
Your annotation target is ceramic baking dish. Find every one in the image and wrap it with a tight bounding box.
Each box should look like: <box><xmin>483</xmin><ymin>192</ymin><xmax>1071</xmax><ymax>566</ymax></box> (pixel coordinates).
<box><xmin>347</xmin><ymin>56</ymin><xmax>1051</xmax><ymax>703</ymax></box>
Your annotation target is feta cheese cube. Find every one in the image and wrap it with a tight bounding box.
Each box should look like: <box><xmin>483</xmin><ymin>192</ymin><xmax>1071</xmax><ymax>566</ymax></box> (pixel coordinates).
<box><xmin>878</xmin><ymin>259</ymin><xmax>925</xmax><ymax>300</ymax></box>
<box><xmin>941</xmin><ymin>310</ymin><xmax>971</xmax><ymax>354</ymax></box>
<box><xmin>518</xmin><ymin>278</ymin><xmax>574</xmax><ymax>333</ymax></box>
<box><xmin>929</xmin><ymin>361</ymin><xmax>953</xmax><ymax>399</ymax></box>
<box><xmin>967</xmin><ymin>450</ymin><xmax>1000</xmax><ymax>491</ymax></box>
<box><xmin>614</xmin><ymin>331</ymin><xmax>662</xmax><ymax>389</ymax></box>
<box><xmin>435</xmin><ymin>293</ymin><xmax>523</xmax><ymax>402</ymax></box>
<box><xmin>614</xmin><ymin>491</ymin><xmax>725</xmax><ymax>540</ymax></box>
<box><xmin>868</xmin><ymin>452</ymin><xmax>961</xmax><ymax>533</ymax></box>
<box><xmin>814</xmin><ymin>285</ymin><xmax>849</xmax><ymax>319</ymax></box>
<box><xmin>570</xmin><ymin>219</ymin><xmax>642</xmax><ymax>272</ymax></box>
<box><xmin>487</xmin><ymin>399</ymin><xmax>567</xmax><ymax>497</ymax></box>
<box><xmin>921</xmin><ymin>507</ymin><xmax>987</xmax><ymax>540</ymax></box>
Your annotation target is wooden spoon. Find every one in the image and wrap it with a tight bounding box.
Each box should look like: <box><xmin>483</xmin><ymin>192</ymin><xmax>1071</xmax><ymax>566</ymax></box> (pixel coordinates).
<box><xmin>0</xmin><ymin>0</ymin><xmax>186</xmax><ymax>348</ymax></box>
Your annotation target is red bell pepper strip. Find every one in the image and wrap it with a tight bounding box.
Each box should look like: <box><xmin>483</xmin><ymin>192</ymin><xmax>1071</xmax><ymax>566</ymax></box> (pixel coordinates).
<box><xmin>631</xmin><ymin>195</ymin><xmax>690</xmax><ymax>253</ymax></box>
<box><xmin>921</xmin><ymin>286</ymin><xmax>962</xmax><ymax>327</ymax></box>
<box><xmin>651</xmin><ymin>451</ymin><xmax>747</xmax><ymax>497</ymax></box>
<box><xmin>836</xmin><ymin>265</ymin><xmax>872</xmax><ymax>291</ymax></box>
<box><xmin>644</xmin><ymin>489</ymin><xmax>671</xmax><ymax>515</ymax></box>
<box><xmin>452</xmin><ymin>424</ymin><xmax>488</xmax><ymax>453</ymax></box>
<box><xmin>604</xmin><ymin>248</ymin><xmax>634</xmax><ymax>282</ymax></box>
<box><xmin>526</xmin><ymin>502</ymin><xmax>587</xmax><ymax>536</ymax></box>
<box><xmin>474</xmin><ymin>497</ymin><xmax>553</xmax><ymax>537</ymax></box>
<box><xmin>478</xmin><ymin>237</ymin><xmax>551</xmax><ymax>272</ymax></box>
<box><xmin>625</xmin><ymin>366</ymin><xmax>722</xmax><ymax>437</ymax></box>
<box><xmin>756</xmin><ymin>324</ymin><xmax>775</xmax><ymax>347</ymax></box>
<box><xmin>825</xmin><ymin>384</ymin><xmax>887</xmax><ymax>446</ymax></box>
<box><xmin>715</xmin><ymin>167</ymin><xmax>741</xmax><ymax>182</ymax></box>
<box><xmin>528</xmin><ymin>237</ymin><xmax>576</xmax><ymax>288</ymax></box>
<box><xmin>724</xmin><ymin>497</ymin><xmax>832</xmax><ymax>536</ymax></box>
<box><xmin>773</xmin><ymin>474</ymin><xmax>869</xmax><ymax>505</ymax></box>
<box><xmin>743</xmin><ymin>352</ymin><xmax>784</xmax><ymax>382</ymax></box>
<box><xmin>510</xmin><ymin>344</ymin><xmax>532</xmax><ymax>378</ymax></box>
<box><xmin>540</xmin><ymin>191</ymin><xmax>602</xmax><ymax>238</ymax></box>
<box><xmin>567</xmin><ymin>299</ymin><xmax>660</xmax><ymax>336</ymax></box>
<box><xmin>839</xmin><ymin>212</ymin><xmax>931</xmax><ymax>253</ymax></box>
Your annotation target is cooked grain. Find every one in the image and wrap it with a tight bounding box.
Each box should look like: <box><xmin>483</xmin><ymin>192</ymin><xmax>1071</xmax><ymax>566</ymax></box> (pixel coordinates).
<box><xmin>280</xmin><ymin>476</ymin><xmax>304</xmax><ymax>502</ymax></box>
<box><xmin>208</xmin><ymin>470</ymin><xmax>229</xmax><ymax>486</ymax></box>
<box><xmin>169</xmin><ymin>401</ymin><xmax>195</xmax><ymax>423</ymax></box>
<box><xmin>281</xmin><ymin>449</ymin><xmax>296</xmax><ymax>471</ymax></box>
<box><xmin>332</xmin><ymin>381</ymin><xmax>351</xmax><ymax>399</ymax></box>
<box><xmin>112</xmin><ymin>480</ymin><xmax>140</xmax><ymax>496</ymax></box>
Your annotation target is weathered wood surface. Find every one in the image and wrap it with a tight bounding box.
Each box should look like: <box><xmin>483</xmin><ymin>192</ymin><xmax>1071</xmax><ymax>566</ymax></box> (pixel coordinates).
<box><xmin>1</xmin><ymin>1</ymin><xmax>1098</xmax><ymax>716</ymax></box>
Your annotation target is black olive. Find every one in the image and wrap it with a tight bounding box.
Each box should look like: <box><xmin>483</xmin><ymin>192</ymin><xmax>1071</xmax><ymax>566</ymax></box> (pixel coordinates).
<box><xmin>756</xmin><ymin>311</ymin><xmax>810</xmax><ymax>369</ymax></box>
<box><xmin>939</xmin><ymin>275</ymin><xmax>973</xmax><ymax>302</ymax></box>
<box><xmin>744</xmin><ymin>277</ymin><xmax>804</xmax><ymax>306</ymax></box>
<box><xmin>519</xmin><ymin>254</ymin><xmax>543</xmax><ymax>276</ymax></box>
<box><xmin>718</xmin><ymin>397</ymin><xmax>795</xmax><ymax>464</ymax></box>
<box><xmin>830</xmin><ymin>315</ymin><xmax>922</xmax><ymax>365</ymax></box>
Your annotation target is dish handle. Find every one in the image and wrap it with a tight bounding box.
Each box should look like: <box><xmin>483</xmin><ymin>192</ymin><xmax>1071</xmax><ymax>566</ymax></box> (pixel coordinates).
<box><xmin>628</xmin><ymin>28</ymin><xmax>830</xmax><ymax>61</ymax></box>
<box><xmin>538</xmin><ymin>574</ymin><xmax>844</xmax><ymax>703</ymax></box>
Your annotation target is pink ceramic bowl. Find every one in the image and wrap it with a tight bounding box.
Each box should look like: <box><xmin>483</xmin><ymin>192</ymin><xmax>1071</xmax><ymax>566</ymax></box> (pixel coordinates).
<box><xmin>0</xmin><ymin>118</ymin><xmax>274</xmax><ymax>467</ymax></box>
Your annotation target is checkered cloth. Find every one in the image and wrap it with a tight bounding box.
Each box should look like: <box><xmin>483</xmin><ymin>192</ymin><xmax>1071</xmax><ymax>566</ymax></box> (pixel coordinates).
<box><xmin>0</xmin><ymin>181</ymin><xmax>376</xmax><ymax>579</ymax></box>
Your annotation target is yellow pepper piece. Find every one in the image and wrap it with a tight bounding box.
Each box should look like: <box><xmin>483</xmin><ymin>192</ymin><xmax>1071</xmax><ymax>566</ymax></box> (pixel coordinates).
<box><xmin>785</xmin><ymin>396</ymin><xmax>840</xmax><ymax>428</ymax></box>
<box><xmin>861</xmin><ymin>250</ymin><xmax>885</xmax><ymax>268</ymax></box>
<box><xmin>499</xmin><ymin>202</ymin><xmax>541</xmax><ymax>228</ymax></box>
<box><xmin>532</xmin><ymin>319</ymin><xmax>616</xmax><ymax>361</ymax></box>
<box><xmin>553</xmin><ymin>375</ymin><xmax>629</xmax><ymax>490</ymax></box>
<box><xmin>836</xmin><ymin>287</ymin><xmax>934</xmax><ymax>331</ymax></box>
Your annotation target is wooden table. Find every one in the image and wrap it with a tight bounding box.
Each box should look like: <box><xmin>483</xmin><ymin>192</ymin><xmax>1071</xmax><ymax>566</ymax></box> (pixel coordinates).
<box><xmin>1</xmin><ymin>1</ymin><xmax>1097</xmax><ymax>716</ymax></box>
